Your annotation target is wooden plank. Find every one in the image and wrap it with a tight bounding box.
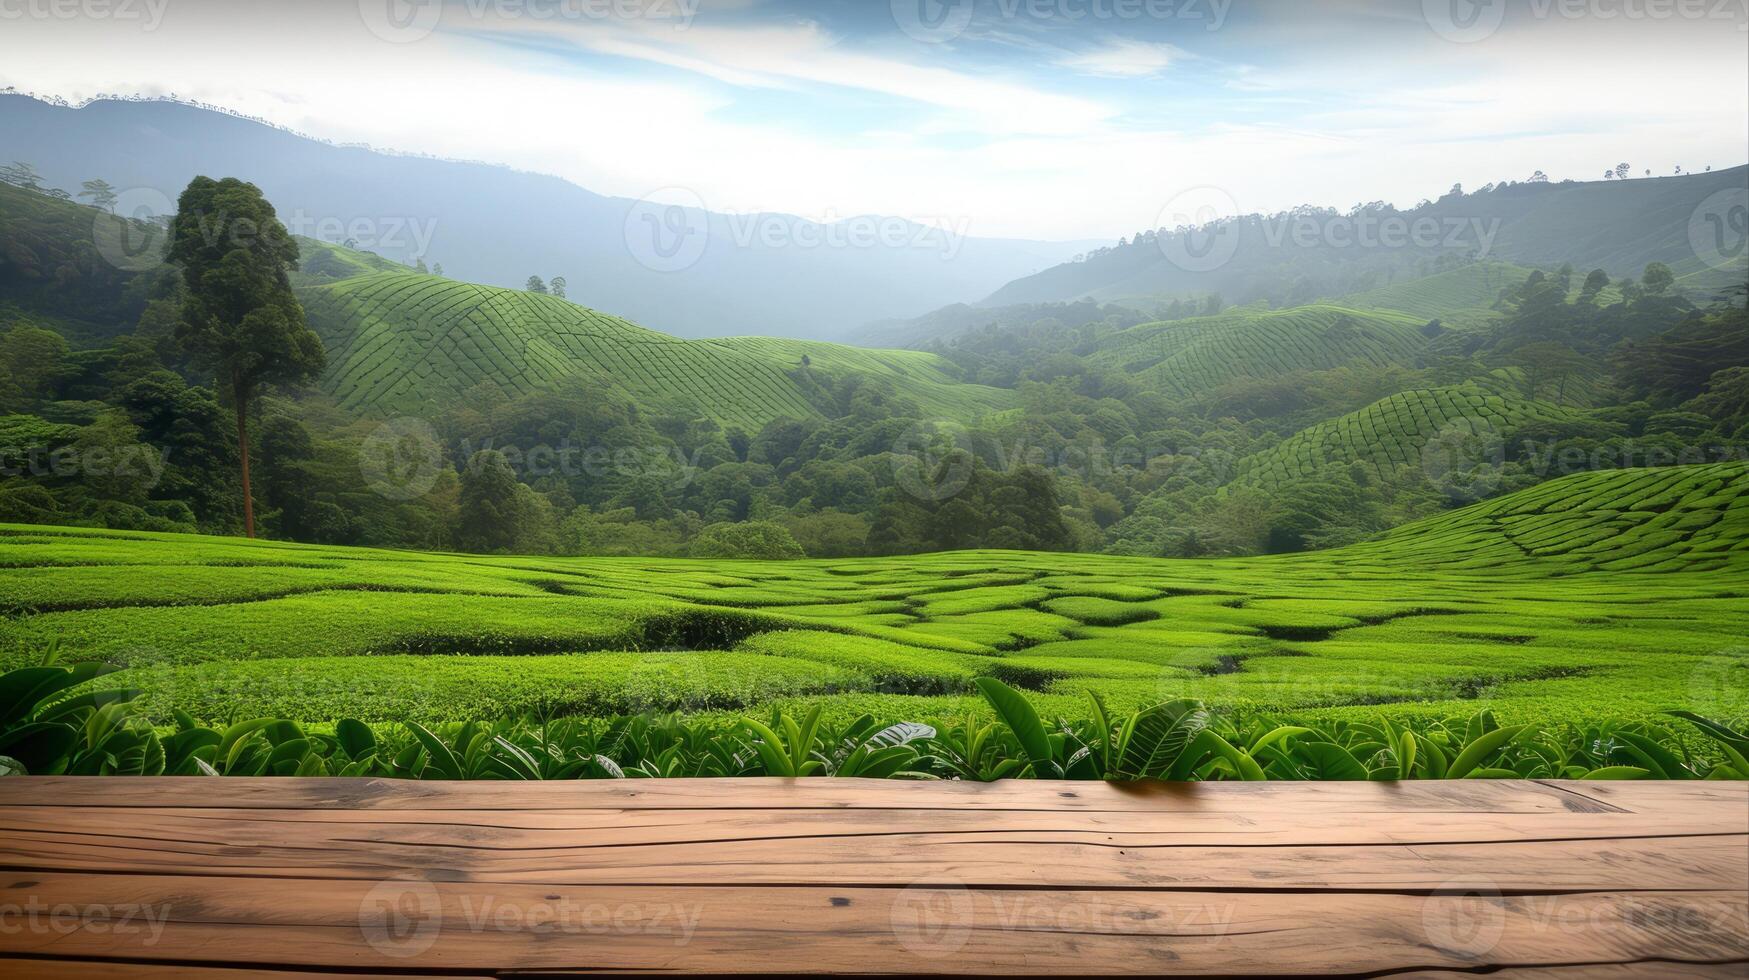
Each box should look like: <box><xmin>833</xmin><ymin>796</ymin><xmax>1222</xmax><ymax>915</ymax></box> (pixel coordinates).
<box><xmin>1</xmin><ymin>874</ymin><xmax>1744</xmax><ymax>975</ymax></box>
<box><xmin>4</xmin><ymin>802</ymin><xmax>1736</xmax><ymax>845</ymax></box>
<box><xmin>0</xmin><ymin>963</ymin><xmax>486</xmax><ymax>980</ymax></box>
<box><xmin>2</xmin><ymin>816</ymin><xmax>1739</xmax><ymax>892</ymax></box>
<box><xmin>14</xmin><ymin>776</ymin><xmax>1740</xmax><ymax>814</ymax></box>
<box><xmin>1</xmin><ymin>778</ymin><xmax>1743</xmax><ymax>976</ymax></box>
<box><xmin>6</xmin><ymin>963</ymin><xmax>1742</xmax><ymax>980</ymax></box>
<box><xmin>1390</xmin><ymin>969</ymin><xmax>1749</xmax><ymax>979</ymax></box>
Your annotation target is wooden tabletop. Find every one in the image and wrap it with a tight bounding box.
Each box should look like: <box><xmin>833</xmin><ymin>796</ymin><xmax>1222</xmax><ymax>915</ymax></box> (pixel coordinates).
<box><xmin>0</xmin><ymin>777</ymin><xmax>1744</xmax><ymax>977</ymax></box>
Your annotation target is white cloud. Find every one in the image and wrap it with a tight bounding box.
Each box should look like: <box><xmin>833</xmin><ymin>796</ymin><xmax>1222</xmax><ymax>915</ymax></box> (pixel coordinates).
<box><xmin>0</xmin><ymin>2</ymin><xmax>1742</xmax><ymax>241</ymax></box>
<box><xmin>1055</xmin><ymin>39</ymin><xmax>1185</xmax><ymax>78</ymax></box>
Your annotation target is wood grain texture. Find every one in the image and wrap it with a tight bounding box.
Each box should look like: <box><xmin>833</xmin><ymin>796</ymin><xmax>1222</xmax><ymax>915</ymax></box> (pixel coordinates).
<box><xmin>0</xmin><ymin>778</ymin><xmax>1743</xmax><ymax>977</ymax></box>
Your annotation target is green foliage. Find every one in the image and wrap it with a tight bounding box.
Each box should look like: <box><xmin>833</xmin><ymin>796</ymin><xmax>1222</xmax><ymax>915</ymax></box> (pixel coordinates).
<box><xmin>3</xmin><ymin>662</ymin><xmax>1743</xmax><ymax>781</ymax></box>
<box><xmin>689</xmin><ymin>521</ymin><xmax>806</xmax><ymax>559</ymax></box>
<box><xmin>1614</xmin><ymin>307</ymin><xmax>1749</xmax><ymax>405</ymax></box>
<box><xmin>0</xmin><ymin>183</ymin><xmax>153</xmax><ymax>337</ymax></box>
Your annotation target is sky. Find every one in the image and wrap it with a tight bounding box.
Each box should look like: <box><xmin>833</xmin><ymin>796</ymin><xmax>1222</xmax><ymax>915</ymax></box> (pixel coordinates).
<box><xmin>2</xmin><ymin>0</ymin><xmax>1745</xmax><ymax>241</ymax></box>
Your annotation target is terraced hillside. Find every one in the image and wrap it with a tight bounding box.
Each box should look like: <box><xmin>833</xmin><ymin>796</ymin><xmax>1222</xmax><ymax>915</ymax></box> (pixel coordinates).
<box><xmin>302</xmin><ymin>271</ymin><xmax>1012</xmax><ymax>428</ymax></box>
<box><xmin>2</xmin><ymin>463</ymin><xmax>1741</xmax><ymax>727</ymax></box>
<box><xmin>1325</xmin><ymin>462</ymin><xmax>1748</xmax><ymax>574</ymax></box>
<box><xmin>1085</xmin><ymin>305</ymin><xmax>1431</xmax><ymax>399</ymax></box>
<box><xmin>1233</xmin><ymin>370</ymin><xmax>1584</xmax><ymax>489</ymax></box>
<box><xmin>1338</xmin><ymin>261</ymin><xmax>1530</xmax><ymax>330</ymax></box>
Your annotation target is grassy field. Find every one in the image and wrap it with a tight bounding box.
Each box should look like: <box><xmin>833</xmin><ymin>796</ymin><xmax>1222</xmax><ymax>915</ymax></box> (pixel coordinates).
<box><xmin>2</xmin><ymin>462</ymin><xmax>1742</xmax><ymax>729</ymax></box>
<box><xmin>301</xmin><ymin>271</ymin><xmax>1013</xmax><ymax>428</ymax></box>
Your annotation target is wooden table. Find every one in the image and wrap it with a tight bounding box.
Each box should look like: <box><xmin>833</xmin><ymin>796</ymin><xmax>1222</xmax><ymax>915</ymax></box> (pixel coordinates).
<box><xmin>0</xmin><ymin>778</ymin><xmax>1744</xmax><ymax>977</ymax></box>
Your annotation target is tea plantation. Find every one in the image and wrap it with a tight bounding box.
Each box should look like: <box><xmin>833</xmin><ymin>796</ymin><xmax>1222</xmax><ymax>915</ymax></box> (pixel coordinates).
<box><xmin>2</xmin><ymin>462</ymin><xmax>1742</xmax><ymax>729</ymax></box>
<box><xmin>1233</xmin><ymin>369</ymin><xmax>1585</xmax><ymax>489</ymax></box>
<box><xmin>1084</xmin><ymin>304</ymin><xmax>1432</xmax><ymax>397</ymax></box>
<box><xmin>302</xmin><ymin>272</ymin><xmax>1013</xmax><ymax>428</ymax></box>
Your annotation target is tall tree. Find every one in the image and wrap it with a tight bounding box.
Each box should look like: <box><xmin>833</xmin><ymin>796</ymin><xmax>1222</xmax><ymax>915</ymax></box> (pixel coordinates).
<box><xmin>0</xmin><ymin>161</ymin><xmax>40</xmax><ymax>190</ymax></box>
<box><xmin>168</xmin><ymin>177</ymin><xmax>324</xmax><ymax>538</ymax></box>
<box><xmin>549</xmin><ymin>276</ymin><xmax>567</xmax><ymax>299</ymax></box>
<box><xmin>79</xmin><ymin>178</ymin><xmax>118</xmax><ymax>212</ymax></box>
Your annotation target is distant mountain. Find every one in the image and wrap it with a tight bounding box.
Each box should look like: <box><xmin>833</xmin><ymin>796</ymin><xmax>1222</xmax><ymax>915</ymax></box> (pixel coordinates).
<box><xmin>980</xmin><ymin>166</ymin><xmax>1748</xmax><ymax>310</ymax></box>
<box><xmin>0</xmin><ymin>95</ymin><xmax>1093</xmax><ymax>341</ymax></box>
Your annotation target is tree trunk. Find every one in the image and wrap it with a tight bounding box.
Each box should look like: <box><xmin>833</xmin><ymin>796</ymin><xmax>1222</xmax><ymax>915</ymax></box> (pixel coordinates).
<box><xmin>233</xmin><ymin>371</ymin><xmax>254</xmax><ymax>539</ymax></box>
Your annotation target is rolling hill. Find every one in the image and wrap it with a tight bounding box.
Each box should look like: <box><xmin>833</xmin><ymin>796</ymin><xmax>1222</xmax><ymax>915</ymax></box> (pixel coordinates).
<box><xmin>979</xmin><ymin>167</ymin><xmax>1748</xmax><ymax>312</ymax></box>
<box><xmin>1326</xmin><ymin>460</ymin><xmax>1748</xmax><ymax>574</ymax></box>
<box><xmin>1232</xmin><ymin>371</ymin><xmax>1585</xmax><ymax>491</ymax></box>
<box><xmin>302</xmin><ymin>270</ymin><xmax>1014</xmax><ymax>429</ymax></box>
<box><xmin>0</xmin><ymin>180</ymin><xmax>152</xmax><ymax>343</ymax></box>
<box><xmin>1339</xmin><ymin>260</ymin><xmax>1530</xmax><ymax>330</ymax></box>
<box><xmin>0</xmin><ymin>181</ymin><xmax>1015</xmax><ymax>430</ymax></box>
<box><xmin>1084</xmin><ymin>304</ymin><xmax>1433</xmax><ymax>399</ymax></box>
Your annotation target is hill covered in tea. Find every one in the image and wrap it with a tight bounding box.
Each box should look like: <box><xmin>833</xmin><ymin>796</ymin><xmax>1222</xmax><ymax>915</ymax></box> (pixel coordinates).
<box><xmin>3</xmin><ymin>462</ymin><xmax>1741</xmax><ymax>726</ymax></box>
<box><xmin>303</xmin><ymin>271</ymin><xmax>1013</xmax><ymax>429</ymax></box>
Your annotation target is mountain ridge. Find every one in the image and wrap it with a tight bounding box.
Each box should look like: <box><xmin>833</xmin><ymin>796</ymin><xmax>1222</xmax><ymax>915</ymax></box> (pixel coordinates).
<box><xmin>0</xmin><ymin>94</ymin><xmax>1093</xmax><ymax>342</ymax></box>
